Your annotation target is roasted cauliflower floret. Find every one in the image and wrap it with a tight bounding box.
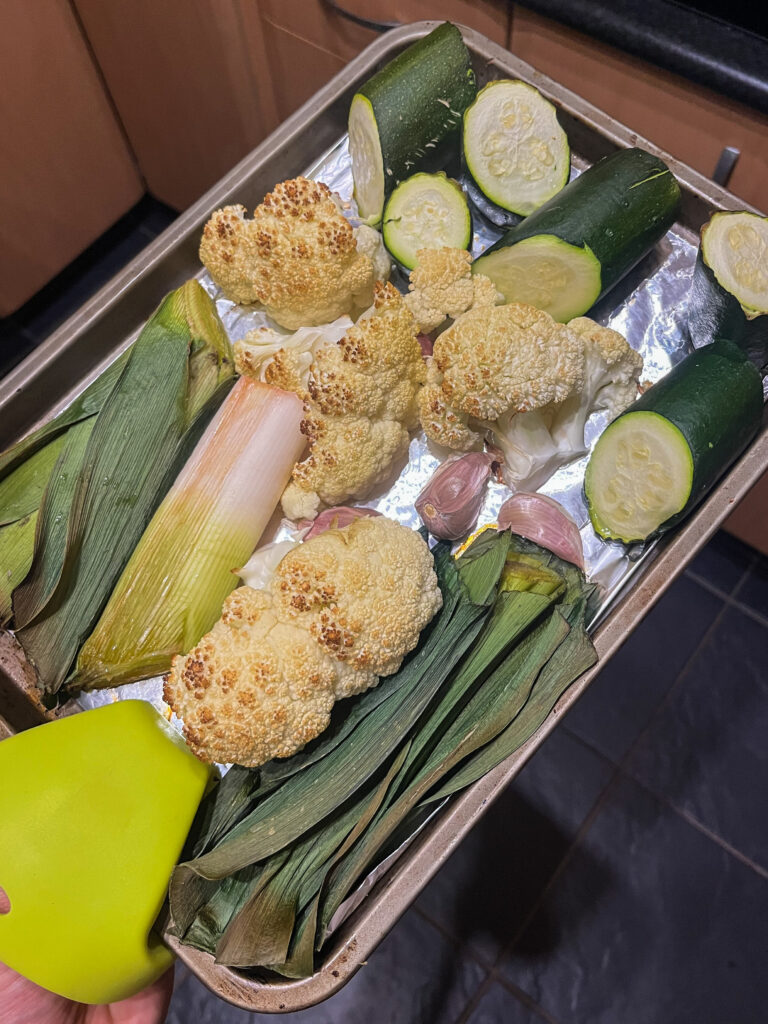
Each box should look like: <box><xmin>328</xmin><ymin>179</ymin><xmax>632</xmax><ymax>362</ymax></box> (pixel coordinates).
<box><xmin>253</xmin><ymin>282</ymin><xmax>425</xmax><ymax>519</ymax></box>
<box><xmin>420</xmin><ymin>303</ymin><xmax>642</xmax><ymax>491</ymax></box>
<box><xmin>419</xmin><ymin>303</ymin><xmax>583</xmax><ymax>446</ymax></box>
<box><xmin>164</xmin><ymin>517</ymin><xmax>442</xmax><ymax>766</ymax></box>
<box><xmin>405</xmin><ymin>247</ymin><xmax>502</xmax><ymax>333</ymax></box>
<box><xmin>199</xmin><ymin>178</ymin><xmax>386</xmax><ymax>329</ymax></box>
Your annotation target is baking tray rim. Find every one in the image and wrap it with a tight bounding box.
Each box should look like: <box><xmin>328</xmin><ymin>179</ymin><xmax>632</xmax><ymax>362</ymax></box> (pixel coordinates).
<box><xmin>1</xmin><ymin>19</ymin><xmax>766</xmax><ymax>1013</ymax></box>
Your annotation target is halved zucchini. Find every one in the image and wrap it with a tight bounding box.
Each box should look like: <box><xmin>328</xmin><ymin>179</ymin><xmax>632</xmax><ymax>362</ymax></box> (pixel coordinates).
<box><xmin>382</xmin><ymin>172</ymin><xmax>471</xmax><ymax>270</ymax></box>
<box><xmin>348</xmin><ymin>23</ymin><xmax>477</xmax><ymax>226</ymax></box>
<box><xmin>473</xmin><ymin>147</ymin><xmax>681</xmax><ymax>321</ymax></box>
<box><xmin>463</xmin><ymin>80</ymin><xmax>569</xmax><ymax>217</ymax></box>
<box><xmin>473</xmin><ymin>234</ymin><xmax>601</xmax><ymax>322</ymax></box>
<box><xmin>689</xmin><ymin>211</ymin><xmax>768</xmax><ymax>370</ymax></box>
<box><xmin>585</xmin><ymin>339</ymin><xmax>763</xmax><ymax>542</ymax></box>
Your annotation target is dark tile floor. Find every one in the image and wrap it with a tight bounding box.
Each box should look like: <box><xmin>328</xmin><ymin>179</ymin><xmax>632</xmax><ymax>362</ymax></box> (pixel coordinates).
<box><xmin>6</xmin><ymin>207</ymin><xmax>767</xmax><ymax>1023</ymax></box>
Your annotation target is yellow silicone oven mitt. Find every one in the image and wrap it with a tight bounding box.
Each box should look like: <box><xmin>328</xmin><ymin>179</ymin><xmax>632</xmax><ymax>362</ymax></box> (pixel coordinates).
<box><xmin>0</xmin><ymin>700</ymin><xmax>211</xmax><ymax>1004</ymax></box>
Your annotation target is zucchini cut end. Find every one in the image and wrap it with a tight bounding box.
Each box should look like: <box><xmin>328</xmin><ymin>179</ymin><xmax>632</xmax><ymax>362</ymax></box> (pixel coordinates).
<box><xmin>463</xmin><ymin>80</ymin><xmax>569</xmax><ymax>216</ymax></box>
<box><xmin>382</xmin><ymin>172</ymin><xmax>471</xmax><ymax>270</ymax></box>
<box><xmin>473</xmin><ymin>235</ymin><xmax>601</xmax><ymax>322</ymax></box>
<box><xmin>349</xmin><ymin>94</ymin><xmax>385</xmax><ymax>226</ymax></box>
<box><xmin>585</xmin><ymin>411</ymin><xmax>694</xmax><ymax>542</ymax></box>
<box><xmin>701</xmin><ymin>211</ymin><xmax>768</xmax><ymax>316</ymax></box>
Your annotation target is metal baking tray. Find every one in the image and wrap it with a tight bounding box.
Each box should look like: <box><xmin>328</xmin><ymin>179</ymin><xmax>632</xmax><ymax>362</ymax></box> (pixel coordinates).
<box><xmin>1</xmin><ymin>21</ymin><xmax>766</xmax><ymax>1013</ymax></box>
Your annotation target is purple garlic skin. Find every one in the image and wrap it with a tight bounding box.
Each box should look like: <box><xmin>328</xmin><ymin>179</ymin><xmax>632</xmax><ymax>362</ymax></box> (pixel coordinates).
<box><xmin>416</xmin><ymin>453</ymin><xmax>496</xmax><ymax>540</ymax></box>
<box><xmin>498</xmin><ymin>493</ymin><xmax>585</xmax><ymax>570</ymax></box>
<box><xmin>302</xmin><ymin>505</ymin><xmax>381</xmax><ymax>540</ymax></box>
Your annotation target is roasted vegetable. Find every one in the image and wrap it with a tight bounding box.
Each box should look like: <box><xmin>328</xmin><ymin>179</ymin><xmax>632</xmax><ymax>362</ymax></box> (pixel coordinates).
<box><xmin>472</xmin><ymin>147</ymin><xmax>681</xmax><ymax>321</ymax></box>
<box><xmin>168</xmin><ymin>528</ymin><xmax>596</xmax><ymax>974</ymax></box>
<box><xmin>70</xmin><ymin>378</ymin><xmax>305</xmax><ymax>691</ymax></box>
<box><xmin>688</xmin><ymin>211</ymin><xmax>768</xmax><ymax>371</ymax></box>
<box><xmin>382</xmin><ymin>172</ymin><xmax>471</xmax><ymax>270</ymax></box>
<box><xmin>463</xmin><ymin>79</ymin><xmax>569</xmax><ymax>217</ymax></box>
<box><xmin>498</xmin><ymin>493</ymin><xmax>585</xmax><ymax>569</ymax></box>
<box><xmin>415</xmin><ymin>452</ymin><xmax>497</xmax><ymax>539</ymax></box>
<box><xmin>404</xmin><ymin>246</ymin><xmax>501</xmax><ymax>334</ymax></box>
<box><xmin>248</xmin><ymin>283</ymin><xmax>426</xmax><ymax>521</ymax></box>
<box><xmin>348</xmin><ymin>22</ymin><xmax>476</xmax><ymax>225</ymax></box>
<box><xmin>585</xmin><ymin>339</ymin><xmax>763</xmax><ymax>542</ymax></box>
<box><xmin>12</xmin><ymin>281</ymin><xmax>234</xmax><ymax>697</ymax></box>
<box><xmin>419</xmin><ymin>303</ymin><xmax>643</xmax><ymax>491</ymax></box>
<box><xmin>163</xmin><ymin>516</ymin><xmax>442</xmax><ymax>767</ymax></box>
<box><xmin>199</xmin><ymin>178</ymin><xmax>387</xmax><ymax>329</ymax></box>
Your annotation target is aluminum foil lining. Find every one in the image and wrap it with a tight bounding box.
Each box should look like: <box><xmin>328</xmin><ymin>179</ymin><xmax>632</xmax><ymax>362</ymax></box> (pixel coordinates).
<box><xmin>78</xmin><ymin>135</ymin><xmax>698</xmax><ymax>917</ymax></box>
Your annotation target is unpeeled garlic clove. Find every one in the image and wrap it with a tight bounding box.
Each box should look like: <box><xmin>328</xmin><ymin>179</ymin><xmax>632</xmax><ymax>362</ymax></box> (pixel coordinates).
<box><xmin>303</xmin><ymin>505</ymin><xmax>381</xmax><ymax>540</ymax></box>
<box><xmin>497</xmin><ymin>493</ymin><xmax>585</xmax><ymax>570</ymax></box>
<box><xmin>415</xmin><ymin>453</ymin><xmax>496</xmax><ymax>540</ymax></box>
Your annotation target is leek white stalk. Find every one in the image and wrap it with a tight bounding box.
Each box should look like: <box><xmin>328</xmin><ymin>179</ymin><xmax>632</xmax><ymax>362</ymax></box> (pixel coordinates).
<box><xmin>70</xmin><ymin>378</ymin><xmax>305</xmax><ymax>690</ymax></box>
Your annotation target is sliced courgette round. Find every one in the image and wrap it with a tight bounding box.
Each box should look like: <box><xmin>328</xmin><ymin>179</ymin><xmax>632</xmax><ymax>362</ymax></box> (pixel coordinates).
<box><xmin>463</xmin><ymin>80</ymin><xmax>569</xmax><ymax>217</ymax></box>
<box><xmin>689</xmin><ymin>211</ymin><xmax>768</xmax><ymax>370</ymax></box>
<box><xmin>702</xmin><ymin>211</ymin><xmax>768</xmax><ymax>316</ymax></box>
<box><xmin>382</xmin><ymin>172</ymin><xmax>471</xmax><ymax>270</ymax></box>
<box><xmin>472</xmin><ymin>234</ymin><xmax>601</xmax><ymax>322</ymax></box>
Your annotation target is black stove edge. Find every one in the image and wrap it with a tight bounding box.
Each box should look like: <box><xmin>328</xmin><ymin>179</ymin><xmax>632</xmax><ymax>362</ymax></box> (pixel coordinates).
<box><xmin>512</xmin><ymin>0</ymin><xmax>768</xmax><ymax>117</ymax></box>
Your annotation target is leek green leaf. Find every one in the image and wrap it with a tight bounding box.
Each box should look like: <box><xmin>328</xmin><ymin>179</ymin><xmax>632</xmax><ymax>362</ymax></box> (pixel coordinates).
<box><xmin>0</xmin><ymin>351</ymin><xmax>128</xmax><ymax>483</ymax></box>
<box><xmin>12</xmin><ymin>418</ymin><xmax>95</xmax><ymax>630</ymax></box>
<box><xmin>180</xmin><ymin>535</ymin><xmax>509</xmax><ymax>879</ymax></box>
<box><xmin>15</xmin><ymin>282</ymin><xmax>234</xmax><ymax>695</ymax></box>
<box><xmin>318</xmin><ymin>611</ymin><xmax>569</xmax><ymax>936</ymax></box>
<box><xmin>0</xmin><ymin>513</ymin><xmax>38</xmax><ymax>625</ymax></box>
<box><xmin>0</xmin><ymin>436</ymin><xmax>66</xmax><ymax>527</ymax></box>
<box><xmin>429</xmin><ymin>597</ymin><xmax>597</xmax><ymax>799</ymax></box>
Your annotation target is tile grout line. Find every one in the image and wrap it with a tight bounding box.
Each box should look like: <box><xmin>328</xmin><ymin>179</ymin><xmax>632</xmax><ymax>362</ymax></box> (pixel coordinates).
<box><xmin>412</xmin><ymin>903</ymin><xmax>497</xmax><ymax>972</ymax></box>
<box><xmin>685</xmin><ymin>560</ymin><xmax>768</xmax><ymax>633</ymax></box>
<box><xmin>484</xmin><ymin>561</ymin><xmax>747</xmax><ymax>990</ymax></box>
<box><xmin>616</xmin><ymin>768</ymin><xmax>768</xmax><ymax>881</ymax></box>
<box><xmin>413</xmin><ymin>896</ymin><xmax>560</xmax><ymax>1023</ymax></box>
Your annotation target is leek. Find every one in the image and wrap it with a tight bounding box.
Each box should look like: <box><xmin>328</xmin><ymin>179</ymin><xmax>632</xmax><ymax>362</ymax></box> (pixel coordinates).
<box><xmin>15</xmin><ymin>281</ymin><xmax>234</xmax><ymax>695</ymax></box>
<box><xmin>70</xmin><ymin>377</ymin><xmax>305</xmax><ymax>690</ymax></box>
<box><xmin>0</xmin><ymin>513</ymin><xmax>38</xmax><ymax>624</ymax></box>
<box><xmin>167</xmin><ymin>531</ymin><xmax>598</xmax><ymax>972</ymax></box>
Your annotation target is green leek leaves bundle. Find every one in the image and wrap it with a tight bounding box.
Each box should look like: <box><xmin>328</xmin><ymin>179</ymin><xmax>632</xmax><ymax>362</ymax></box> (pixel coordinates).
<box><xmin>167</xmin><ymin>528</ymin><xmax>597</xmax><ymax>975</ymax></box>
<box><xmin>0</xmin><ymin>281</ymin><xmax>234</xmax><ymax>695</ymax></box>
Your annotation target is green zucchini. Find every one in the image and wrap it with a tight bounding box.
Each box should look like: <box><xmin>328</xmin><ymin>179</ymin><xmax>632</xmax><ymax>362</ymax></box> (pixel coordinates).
<box><xmin>585</xmin><ymin>339</ymin><xmax>763</xmax><ymax>542</ymax></box>
<box><xmin>461</xmin><ymin>169</ymin><xmax>521</xmax><ymax>229</ymax></box>
<box><xmin>348</xmin><ymin>22</ymin><xmax>476</xmax><ymax>226</ymax></box>
<box><xmin>462</xmin><ymin>80</ymin><xmax>569</xmax><ymax>217</ymax></box>
<box><xmin>689</xmin><ymin>211</ymin><xmax>768</xmax><ymax>371</ymax></box>
<box><xmin>382</xmin><ymin>172</ymin><xmax>471</xmax><ymax>270</ymax></box>
<box><xmin>472</xmin><ymin>147</ymin><xmax>681</xmax><ymax>322</ymax></box>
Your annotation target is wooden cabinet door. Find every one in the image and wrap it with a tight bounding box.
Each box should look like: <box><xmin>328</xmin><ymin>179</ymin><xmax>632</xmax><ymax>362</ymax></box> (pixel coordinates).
<box><xmin>0</xmin><ymin>0</ymin><xmax>143</xmax><ymax>315</ymax></box>
<box><xmin>253</xmin><ymin>0</ymin><xmax>511</xmax><ymax>122</ymax></box>
<box><xmin>74</xmin><ymin>0</ymin><xmax>280</xmax><ymax>210</ymax></box>
<box><xmin>509</xmin><ymin>8</ymin><xmax>768</xmax><ymax>212</ymax></box>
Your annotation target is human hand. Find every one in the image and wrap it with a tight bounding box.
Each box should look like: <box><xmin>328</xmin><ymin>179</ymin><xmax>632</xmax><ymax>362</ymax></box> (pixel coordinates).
<box><xmin>0</xmin><ymin>960</ymin><xmax>174</xmax><ymax>1024</ymax></box>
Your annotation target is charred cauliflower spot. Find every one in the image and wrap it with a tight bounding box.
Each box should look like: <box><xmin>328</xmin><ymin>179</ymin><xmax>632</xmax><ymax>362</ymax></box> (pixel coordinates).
<box><xmin>199</xmin><ymin>177</ymin><xmax>384</xmax><ymax>329</ymax></box>
<box><xmin>164</xmin><ymin>517</ymin><xmax>442</xmax><ymax>766</ymax></box>
<box><xmin>405</xmin><ymin>247</ymin><xmax>502</xmax><ymax>333</ymax></box>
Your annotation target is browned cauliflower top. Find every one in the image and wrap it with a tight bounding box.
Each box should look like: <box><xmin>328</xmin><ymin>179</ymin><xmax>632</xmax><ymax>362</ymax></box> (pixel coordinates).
<box><xmin>405</xmin><ymin>247</ymin><xmax>502</xmax><ymax>333</ymax></box>
<box><xmin>419</xmin><ymin>303</ymin><xmax>584</xmax><ymax>450</ymax></box>
<box><xmin>199</xmin><ymin>177</ymin><xmax>378</xmax><ymax>329</ymax></box>
<box><xmin>261</xmin><ymin>283</ymin><xmax>426</xmax><ymax>520</ymax></box>
<box><xmin>163</xmin><ymin>516</ymin><xmax>442</xmax><ymax>767</ymax></box>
